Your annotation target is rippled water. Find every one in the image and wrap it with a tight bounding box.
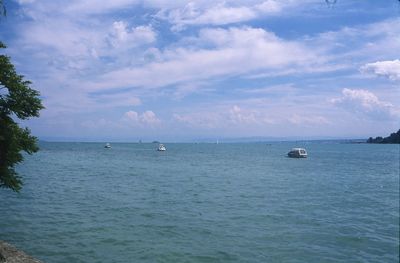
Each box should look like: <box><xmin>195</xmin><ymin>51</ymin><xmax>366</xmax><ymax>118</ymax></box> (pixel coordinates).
<box><xmin>0</xmin><ymin>142</ymin><xmax>399</xmax><ymax>262</ymax></box>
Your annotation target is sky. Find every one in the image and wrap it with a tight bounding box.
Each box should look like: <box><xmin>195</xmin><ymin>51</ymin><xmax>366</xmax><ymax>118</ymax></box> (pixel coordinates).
<box><xmin>0</xmin><ymin>0</ymin><xmax>399</xmax><ymax>142</ymax></box>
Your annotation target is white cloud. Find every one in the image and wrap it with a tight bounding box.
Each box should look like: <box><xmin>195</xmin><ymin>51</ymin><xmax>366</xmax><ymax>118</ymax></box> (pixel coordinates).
<box><xmin>93</xmin><ymin>26</ymin><xmax>319</xmax><ymax>91</ymax></box>
<box><xmin>16</xmin><ymin>0</ymin><xmax>36</xmax><ymax>4</ymax></box>
<box><xmin>140</xmin><ymin>110</ymin><xmax>161</xmax><ymax>125</ymax></box>
<box><xmin>109</xmin><ymin>22</ymin><xmax>156</xmax><ymax>48</ymax></box>
<box><xmin>310</xmin><ymin>18</ymin><xmax>400</xmax><ymax>65</ymax></box>
<box><xmin>20</xmin><ymin>19</ymin><xmax>94</xmax><ymax>58</ymax></box>
<box><xmin>112</xmin><ymin>21</ymin><xmax>129</xmax><ymax>43</ymax></box>
<box><xmin>331</xmin><ymin>88</ymin><xmax>400</xmax><ymax>120</ymax></box>
<box><xmin>81</xmin><ymin>109</ymin><xmax>160</xmax><ymax>131</ymax></box>
<box><xmin>123</xmin><ymin>110</ymin><xmax>139</xmax><ymax>122</ymax></box>
<box><xmin>123</xmin><ymin>110</ymin><xmax>161</xmax><ymax>126</ymax></box>
<box><xmin>9</xmin><ymin>1</ymin><xmax>400</xmax><ymax>139</ymax></box>
<box><xmin>255</xmin><ymin>1</ymin><xmax>282</xmax><ymax>13</ymax></box>
<box><xmin>156</xmin><ymin>1</ymin><xmax>296</xmax><ymax>31</ymax></box>
<box><xmin>361</xmin><ymin>60</ymin><xmax>400</xmax><ymax>81</ymax></box>
<box><xmin>172</xmin><ymin>83</ymin><xmax>203</xmax><ymax>100</ymax></box>
<box><xmin>243</xmin><ymin>83</ymin><xmax>296</xmax><ymax>95</ymax></box>
<box><xmin>229</xmin><ymin>105</ymin><xmax>258</xmax><ymax>124</ymax></box>
<box><xmin>65</xmin><ymin>0</ymin><xmax>140</xmax><ymax>15</ymax></box>
<box><xmin>165</xmin><ymin>2</ymin><xmax>256</xmax><ymax>31</ymax></box>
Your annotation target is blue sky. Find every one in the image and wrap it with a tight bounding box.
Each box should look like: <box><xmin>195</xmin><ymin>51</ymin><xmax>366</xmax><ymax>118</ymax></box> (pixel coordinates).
<box><xmin>1</xmin><ymin>0</ymin><xmax>399</xmax><ymax>141</ymax></box>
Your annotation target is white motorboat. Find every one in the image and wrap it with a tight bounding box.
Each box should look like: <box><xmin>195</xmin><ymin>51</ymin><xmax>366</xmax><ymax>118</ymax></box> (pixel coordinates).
<box><xmin>104</xmin><ymin>143</ymin><xmax>111</xmax><ymax>148</ymax></box>
<box><xmin>288</xmin><ymin>148</ymin><xmax>307</xmax><ymax>158</ymax></box>
<box><xmin>157</xmin><ymin>143</ymin><xmax>166</xmax><ymax>151</ymax></box>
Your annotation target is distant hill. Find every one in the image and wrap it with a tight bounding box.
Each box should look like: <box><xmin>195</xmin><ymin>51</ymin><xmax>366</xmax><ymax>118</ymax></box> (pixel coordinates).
<box><xmin>367</xmin><ymin>129</ymin><xmax>400</xmax><ymax>144</ymax></box>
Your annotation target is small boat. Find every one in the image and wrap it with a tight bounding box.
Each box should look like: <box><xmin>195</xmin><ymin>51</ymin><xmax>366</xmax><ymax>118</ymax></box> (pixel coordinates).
<box><xmin>288</xmin><ymin>148</ymin><xmax>307</xmax><ymax>158</ymax></box>
<box><xmin>104</xmin><ymin>143</ymin><xmax>111</xmax><ymax>148</ymax></box>
<box><xmin>157</xmin><ymin>143</ymin><xmax>166</xmax><ymax>151</ymax></box>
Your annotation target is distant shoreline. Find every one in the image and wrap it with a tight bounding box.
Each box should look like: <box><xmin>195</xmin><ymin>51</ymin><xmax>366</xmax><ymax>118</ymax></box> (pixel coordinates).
<box><xmin>38</xmin><ymin>138</ymin><xmax>369</xmax><ymax>144</ymax></box>
<box><xmin>367</xmin><ymin>129</ymin><xmax>400</xmax><ymax>144</ymax></box>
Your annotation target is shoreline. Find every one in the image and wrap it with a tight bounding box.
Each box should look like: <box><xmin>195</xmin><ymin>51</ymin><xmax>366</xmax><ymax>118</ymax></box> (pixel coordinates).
<box><xmin>0</xmin><ymin>241</ymin><xmax>42</xmax><ymax>263</ymax></box>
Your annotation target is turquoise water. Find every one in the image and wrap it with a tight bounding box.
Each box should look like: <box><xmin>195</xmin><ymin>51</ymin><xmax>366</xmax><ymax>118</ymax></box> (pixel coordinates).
<box><xmin>0</xmin><ymin>142</ymin><xmax>399</xmax><ymax>262</ymax></box>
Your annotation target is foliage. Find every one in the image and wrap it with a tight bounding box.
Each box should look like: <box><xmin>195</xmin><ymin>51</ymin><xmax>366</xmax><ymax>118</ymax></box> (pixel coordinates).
<box><xmin>0</xmin><ymin>42</ymin><xmax>44</xmax><ymax>191</ymax></box>
<box><xmin>367</xmin><ymin>129</ymin><xmax>400</xmax><ymax>144</ymax></box>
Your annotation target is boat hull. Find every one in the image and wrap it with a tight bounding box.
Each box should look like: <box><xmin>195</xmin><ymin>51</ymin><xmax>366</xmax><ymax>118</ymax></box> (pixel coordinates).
<box><xmin>288</xmin><ymin>152</ymin><xmax>307</xmax><ymax>158</ymax></box>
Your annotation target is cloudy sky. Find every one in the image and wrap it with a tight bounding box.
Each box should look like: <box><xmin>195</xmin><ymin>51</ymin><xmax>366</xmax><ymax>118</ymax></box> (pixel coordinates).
<box><xmin>1</xmin><ymin>0</ymin><xmax>399</xmax><ymax>141</ymax></box>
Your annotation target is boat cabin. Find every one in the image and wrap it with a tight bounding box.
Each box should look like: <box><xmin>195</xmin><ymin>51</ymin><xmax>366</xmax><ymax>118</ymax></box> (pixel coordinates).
<box><xmin>288</xmin><ymin>148</ymin><xmax>307</xmax><ymax>158</ymax></box>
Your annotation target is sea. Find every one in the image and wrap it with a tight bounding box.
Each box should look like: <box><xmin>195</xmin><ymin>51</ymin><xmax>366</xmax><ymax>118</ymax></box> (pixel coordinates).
<box><xmin>0</xmin><ymin>141</ymin><xmax>399</xmax><ymax>262</ymax></box>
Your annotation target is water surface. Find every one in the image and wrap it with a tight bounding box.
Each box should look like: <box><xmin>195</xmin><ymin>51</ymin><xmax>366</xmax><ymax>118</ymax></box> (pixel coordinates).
<box><xmin>0</xmin><ymin>142</ymin><xmax>399</xmax><ymax>262</ymax></box>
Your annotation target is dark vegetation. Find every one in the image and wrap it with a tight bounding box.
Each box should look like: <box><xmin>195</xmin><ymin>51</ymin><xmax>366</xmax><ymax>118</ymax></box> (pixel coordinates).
<box><xmin>0</xmin><ymin>0</ymin><xmax>43</xmax><ymax>192</ymax></box>
<box><xmin>0</xmin><ymin>42</ymin><xmax>44</xmax><ymax>191</ymax></box>
<box><xmin>367</xmin><ymin>129</ymin><xmax>400</xmax><ymax>144</ymax></box>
